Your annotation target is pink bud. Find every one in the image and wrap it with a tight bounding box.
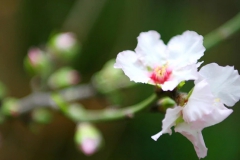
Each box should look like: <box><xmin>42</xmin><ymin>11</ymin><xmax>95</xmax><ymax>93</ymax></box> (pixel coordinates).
<box><xmin>80</xmin><ymin>138</ymin><xmax>99</xmax><ymax>156</ymax></box>
<box><xmin>55</xmin><ymin>33</ymin><xmax>76</xmax><ymax>51</ymax></box>
<box><xmin>28</xmin><ymin>48</ymin><xmax>43</xmax><ymax>66</ymax></box>
<box><xmin>75</xmin><ymin>123</ymin><xmax>102</xmax><ymax>156</ymax></box>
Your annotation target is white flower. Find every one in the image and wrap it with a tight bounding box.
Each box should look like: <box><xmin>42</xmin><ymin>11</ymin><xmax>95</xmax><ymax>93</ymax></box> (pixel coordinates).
<box><xmin>197</xmin><ymin>63</ymin><xmax>240</xmax><ymax>106</ymax></box>
<box><xmin>114</xmin><ymin>30</ymin><xmax>205</xmax><ymax>91</ymax></box>
<box><xmin>152</xmin><ymin>63</ymin><xmax>240</xmax><ymax>158</ymax></box>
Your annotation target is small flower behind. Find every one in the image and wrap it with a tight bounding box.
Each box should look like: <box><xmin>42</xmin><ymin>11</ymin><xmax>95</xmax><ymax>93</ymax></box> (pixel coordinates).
<box><xmin>114</xmin><ymin>30</ymin><xmax>205</xmax><ymax>91</ymax></box>
<box><xmin>151</xmin><ymin>63</ymin><xmax>240</xmax><ymax>159</ymax></box>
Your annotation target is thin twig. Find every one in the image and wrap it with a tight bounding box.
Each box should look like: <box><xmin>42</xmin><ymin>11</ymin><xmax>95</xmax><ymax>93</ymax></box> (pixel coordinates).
<box><xmin>66</xmin><ymin>94</ymin><xmax>157</xmax><ymax>122</ymax></box>
<box><xmin>204</xmin><ymin>12</ymin><xmax>240</xmax><ymax>49</ymax></box>
<box><xmin>18</xmin><ymin>84</ymin><xmax>95</xmax><ymax>113</ymax></box>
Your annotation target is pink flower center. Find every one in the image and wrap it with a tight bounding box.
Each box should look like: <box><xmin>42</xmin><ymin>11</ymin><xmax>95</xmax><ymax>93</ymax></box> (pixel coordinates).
<box><xmin>150</xmin><ymin>65</ymin><xmax>172</xmax><ymax>84</ymax></box>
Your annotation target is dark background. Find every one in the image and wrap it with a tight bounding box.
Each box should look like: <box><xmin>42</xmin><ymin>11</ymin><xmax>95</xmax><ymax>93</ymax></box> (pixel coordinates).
<box><xmin>0</xmin><ymin>0</ymin><xmax>240</xmax><ymax>159</ymax></box>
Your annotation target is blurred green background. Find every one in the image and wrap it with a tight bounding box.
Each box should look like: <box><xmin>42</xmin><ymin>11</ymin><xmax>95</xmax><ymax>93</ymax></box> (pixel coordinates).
<box><xmin>0</xmin><ymin>0</ymin><xmax>240</xmax><ymax>159</ymax></box>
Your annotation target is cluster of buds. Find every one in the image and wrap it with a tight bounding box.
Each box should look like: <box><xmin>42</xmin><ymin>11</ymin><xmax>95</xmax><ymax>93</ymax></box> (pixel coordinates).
<box><xmin>24</xmin><ymin>32</ymin><xmax>81</xmax><ymax>90</ymax></box>
<box><xmin>114</xmin><ymin>30</ymin><xmax>240</xmax><ymax>159</ymax></box>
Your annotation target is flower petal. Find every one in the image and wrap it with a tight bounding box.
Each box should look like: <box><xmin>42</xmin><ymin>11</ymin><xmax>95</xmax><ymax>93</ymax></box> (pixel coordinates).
<box><xmin>135</xmin><ymin>31</ymin><xmax>167</xmax><ymax>67</ymax></box>
<box><xmin>190</xmin><ymin>102</ymin><xmax>233</xmax><ymax>129</ymax></box>
<box><xmin>175</xmin><ymin>122</ymin><xmax>207</xmax><ymax>159</ymax></box>
<box><xmin>161</xmin><ymin>64</ymin><xmax>199</xmax><ymax>91</ymax></box>
<box><xmin>198</xmin><ymin>63</ymin><xmax>240</xmax><ymax>106</ymax></box>
<box><xmin>151</xmin><ymin>106</ymin><xmax>182</xmax><ymax>141</ymax></box>
<box><xmin>183</xmin><ymin>80</ymin><xmax>215</xmax><ymax>122</ymax></box>
<box><xmin>167</xmin><ymin>31</ymin><xmax>205</xmax><ymax>67</ymax></box>
<box><xmin>114</xmin><ymin>50</ymin><xmax>149</xmax><ymax>83</ymax></box>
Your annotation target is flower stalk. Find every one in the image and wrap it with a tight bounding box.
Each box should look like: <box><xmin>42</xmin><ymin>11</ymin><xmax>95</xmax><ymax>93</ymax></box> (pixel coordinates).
<box><xmin>204</xmin><ymin>12</ymin><xmax>240</xmax><ymax>49</ymax></box>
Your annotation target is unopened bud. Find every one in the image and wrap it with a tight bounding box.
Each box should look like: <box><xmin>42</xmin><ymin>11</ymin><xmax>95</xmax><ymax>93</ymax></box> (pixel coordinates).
<box><xmin>92</xmin><ymin>59</ymin><xmax>134</xmax><ymax>93</ymax></box>
<box><xmin>2</xmin><ymin>98</ymin><xmax>19</xmax><ymax>116</ymax></box>
<box><xmin>159</xmin><ymin>97</ymin><xmax>176</xmax><ymax>108</ymax></box>
<box><xmin>48</xmin><ymin>32</ymin><xmax>80</xmax><ymax>62</ymax></box>
<box><xmin>48</xmin><ymin>67</ymin><xmax>80</xmax><ymax>89</ymax></box>
<box><xmin>32</xmin><ymin>108</ymin><xmax>52</xmax><ymax>124</ymax></box>
<box><xmin>24</xmin><ymin>47</ymin><xmax>50</xmax><ymax>75</ymax></box>
<box><xmin>75</xmin><ymin>123</ymin><xmax>103</xmax><ymax>156</ymax></box>
<box><xmin>152</xmin><ymin>97</ymin><xmax>176</xmax><ymax>113</ymax></box>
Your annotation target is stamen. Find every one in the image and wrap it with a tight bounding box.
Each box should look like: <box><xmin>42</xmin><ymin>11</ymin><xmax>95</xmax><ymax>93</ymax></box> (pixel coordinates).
<box><xmin>150</xmin><ymin>65</ymin><xmax>172</xmax><ymax>84</ymax></box>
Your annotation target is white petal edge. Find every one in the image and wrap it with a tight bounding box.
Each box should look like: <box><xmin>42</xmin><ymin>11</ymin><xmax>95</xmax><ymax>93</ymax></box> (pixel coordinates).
<box><xmin>151</xmin><ymin>106</ymin><xmax>182</xmax><ymax>141</ymax></box>
<box><xmin>198</xmin><ymin>63</ymin><xmax>240</xmax><ymax>106</ymax></box>
<box><xmin>175</xmin><ymin>122</ymin><xmax>207</xmax><ymax>159</ymax></box>
<box><xmin>183</xmin><ymin>80</ymin><xmax>215</xmax><ymax>122</ymax></box>
<box><xmin>114</xmin><ymin>50</ymin><xmax>150</xmax><ymax>83</ymax></box>
<box><xmin>189</xmin><ymin>101</ymin><xmax>233</xmax><ymax>129</ymax></box>
<box><xmin>135</xmin><ymin>30</ymin><xmax>167</xmax><ymax>67</ymax></box>
<box><xmin>167</xmin><ymin>31</ymin><xmax>205</xmax><ymax>67</ymax></box>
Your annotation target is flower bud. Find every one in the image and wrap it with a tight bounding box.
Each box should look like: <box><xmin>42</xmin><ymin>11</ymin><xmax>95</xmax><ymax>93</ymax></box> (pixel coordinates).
<box><xmin>48</xmin><ymin>67</ymin><xmax>80</xmax><ymax>89</ymax></box>
<box><xmin>75</xmin><ymin>123</ymin><xmax>103</xmax><ymax>156</ymax></box>
<box><xmin>92</xmin><ymin>59</ymin><xmax>134</xmax><ymax>94</ymax></box>
<box><xmin>24</xmin><ymin>47</ymin><xmax>51</xmax><ymax>75</ymax></box>
<box><xmin>2</xmin><ymin>98</ymin><xmax>19</xmax><ymax>116</ymax></box>
<box><xmin>151</xmin><ymin>96</ymin><xmax>176</xmax><ymax>113</ymax></box>
<box><xmin>32</xmin><ymin>108</ymin><xmax>52</xmax><ymax>124</ymax></box>
<box><xmin>158</xmin><ymin>97</ymin><xmax>176</xmax><ymax>111</ymax></box>
<box><xmin>48</xmin><ymin>32</ymin><xmax>80</xmax><ymax>62</ymax></box>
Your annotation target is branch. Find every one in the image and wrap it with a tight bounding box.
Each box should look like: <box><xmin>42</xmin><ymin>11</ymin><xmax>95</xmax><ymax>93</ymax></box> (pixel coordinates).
<box><xmin>18</xmin><ymin>84</ymin><xmax>95</xmax><ymax>114</ymax></box>
<box><xmin>66</xmin><ymin>94</ymin><xmax>157</xmax><ymax>123</ymax></box>
<box><xmin>204</xmin><ymin>12</ymin><xmax>240</xmax><ymax>49</ymax></box>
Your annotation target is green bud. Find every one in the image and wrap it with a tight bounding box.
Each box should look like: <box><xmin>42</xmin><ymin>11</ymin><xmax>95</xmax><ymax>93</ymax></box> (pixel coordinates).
<box><xmin>48</xmin><ymin>67</ymin><xmax>80</xmax><ymax>89</ymax></box>
<box><xmin>159</xmin><ymin>97</ymin><xmax>176</xmax><ymax>108</ymax></box>
<box><xmin>2</xmin><ymin>98</ymin><xmax>19</xmax><ymax>116</ymax></box>
<box><xmin>48</xmin><ymin>32</ymin><xmax>80</xmax><ymax>62</ymax></box>
<box><xmin>31</xmin><ymin>108</ymin><xmax>52</xmax><ymax>124</ymax></box>
<box><xmin>92</xmin><ymin>59</ymin><xmax>134</xmax><ymax>94</ymax></box>
<box><xmin>75</xmin><ymin>123</ymin><xmax>103</xmax><ymax>156</ymax></box>
<box><xmin>24</xmin><ymin>47</ymin><xmax>51</xmax><ymax>76</ymax></box>
<box><xmin>157</xmin><ymin>97</ymin><xmax>176</xmax><ymax>112</ymax></box>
